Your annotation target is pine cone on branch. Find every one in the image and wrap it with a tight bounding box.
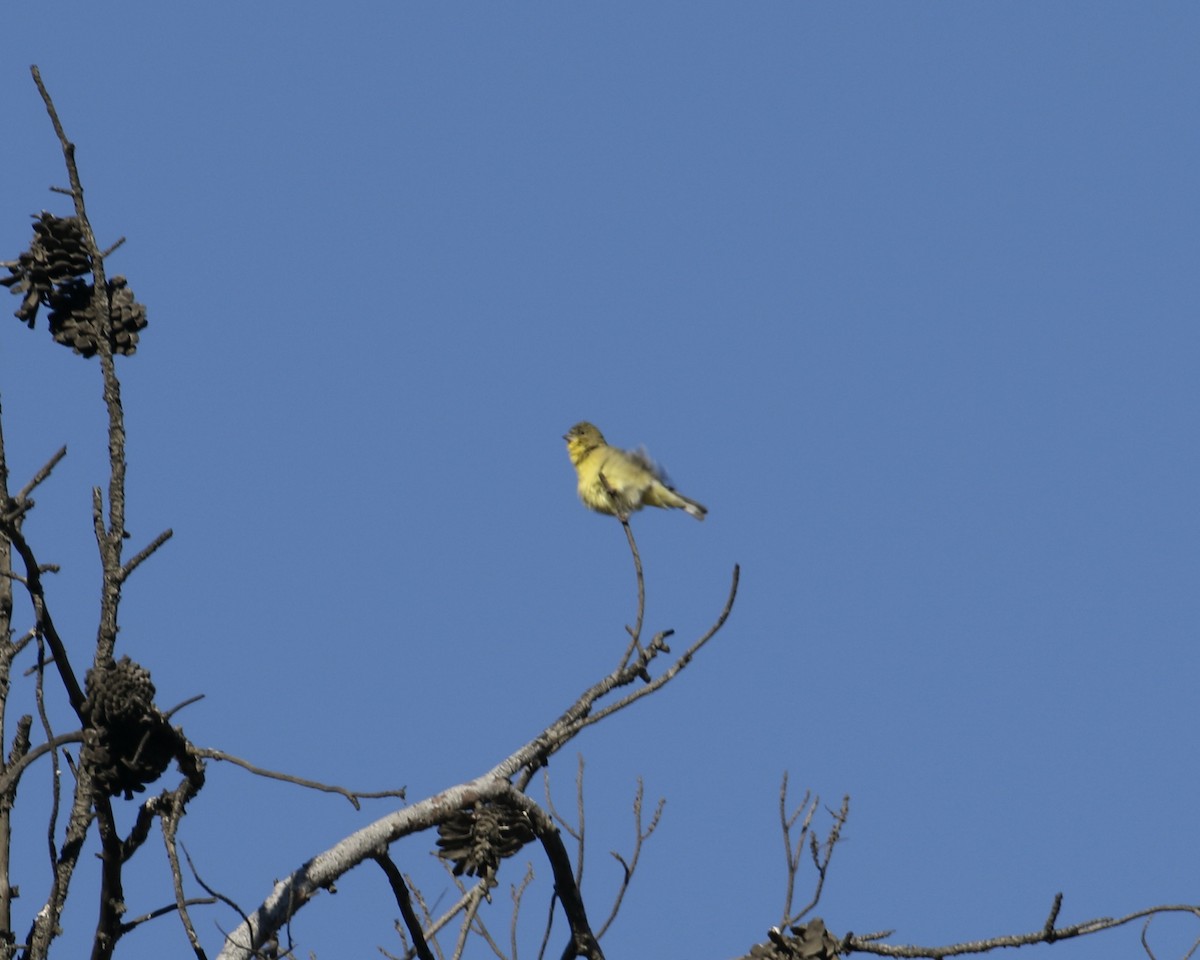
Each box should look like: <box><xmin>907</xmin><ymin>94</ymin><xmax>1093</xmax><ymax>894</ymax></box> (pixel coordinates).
<box><xmin>3</xmin><ymin>212</ymin><xmax>148</xmax><ymax>356</ymax></box>
<box><xmin>1</xmin><ymin>212</ymin><xmax>91</xmax><ymax>326</ymax></box>
<box><xmin>82</xmin><ymin>655</ymin><xmax>176</xmax><ymax>799</ymax></box>
<box><xmin>436</xmin><ymin>802</ymin><xmax>536</xmax><ymax>877</ymax></box>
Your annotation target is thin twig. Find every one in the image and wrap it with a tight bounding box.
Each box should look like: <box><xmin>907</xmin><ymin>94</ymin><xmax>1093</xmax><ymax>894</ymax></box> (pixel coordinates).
<box><xmin>444</xmin><ymin>872</ymin><xmax>506</xmax><ymax>960</ymax></box>
<box><xmin>451</xmin><ymin>869</ymin><xmax>491</xmax><ymax>960</ymax></box>
<box><xmin>1139</xmin><ymin>918</ymin><xmax>1156</xmax><ymax>960</ymax></box>
<box><xmin>618</xmin><ymin>519</ymin><xmax>647</xmax><ymax>671</ymax></box>
<box><xmin>510</xmin><ymin>863</ymin><xmax>535</xmax><ymax>960</ymax></box>
<box><xmin>17</xmin><ymin>445</ymin><xmax>68</xmax><ymax>501</ymax></box>
<box><xmin>196</xmin><ymin>747</ymin><xmax>405</xmax><ymax>809</ymax></box>
<box><xmin>574</xmin><ymin>757</ymin><xmax>586</xmax><ymax>886</ymax></box>
<box><xmin>118</xmin><ymin>528</ymin><xmax>174</xmax><ymax>582</ymax></box>
<box><xmin>541</xmin><ymin>765</ymin><xmax>578</xmax><ymax>843</ymax></box>
<box><xmin>778</xmin><ymin>772</ymin><xmax>815</xmax><ymax>925</ymax></box>
<box><xmin>183</xmin><ymin>843</ymin><xmax>253</xmax><ymax>935</ymax></box>
<box><xmin>595</xmin><ymin>779</ymin><xmax>664</xmax><ymax>940</ymax></box>
<box><xmin>581</xmin><ymin>564</ymin><xmax>739</xmax><ymax>730</ymax></box>
<box><xmin>99</xmin><ymin>237</ymin><xmax>126</xmax><ymax>260</ymax></box>
<box><xmin>163</xmin><ymin>693</ymin><xmax>204</xmax><ymax>720</ymax></box>
<box><xmin>536</xmin><ymin>888</ymin><xmax>556</xmax><ymax>960</ymax></box>
<box><xmin>162</xmin><ymin>806</ymin><xmax>207</xmax><ymax>959</ymax></box>
<box><xmin>790</xmin><ymin>795</ymin><xmax>849</xmax><ymax>923</ymax></box>
<box><xmin>410</xmin><ymin>875</ymin><xmax>493</xmax><ymax>958</ymax></box>
<box><xmin>118</xmin><ymin>897</ymin><xmax>219</xmax><ymax>934</ymax></box>
<box><xmin>0</xmin><ymin>731</ymin><xmax>84</xmax><ymax>798</ymax></box>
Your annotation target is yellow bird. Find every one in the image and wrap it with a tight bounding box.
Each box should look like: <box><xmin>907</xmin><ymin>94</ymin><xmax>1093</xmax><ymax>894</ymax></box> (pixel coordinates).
<box><xmin>564</xmin><ymin>422</ymin><xmax>707</xmax><ymax>521</ymax></box>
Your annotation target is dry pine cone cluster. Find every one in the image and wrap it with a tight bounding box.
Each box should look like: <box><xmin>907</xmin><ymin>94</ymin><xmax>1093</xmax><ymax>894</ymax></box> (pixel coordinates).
<box><xmin>743</xmin><ymin>919</ymin><xmax>841</xmax><ymax>960</ymax></box>
<box><xmin>1</xmin><ymin>211</ymin><xmax>147</xmax><ymax>357</ymax></box>
<box><xmin>436</xmin><ymin>802</ymin><xmax>536</xmax><ymax>877</ymax></box>
<box><xmin>82</xmin><ymin>655</ymin><xmax>176</xmax><ymax>799</ymax></box>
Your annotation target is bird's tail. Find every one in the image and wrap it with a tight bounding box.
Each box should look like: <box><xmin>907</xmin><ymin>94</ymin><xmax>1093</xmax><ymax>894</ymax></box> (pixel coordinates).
<box><xmin>654</xmin><ymin>485</ymin><xmax>706</xmax><ymax>520</ymax></box>
<box><xmin>635</xmin><ymin>450</ymin><xmax>708</xmax><ymax>521</ymax></box>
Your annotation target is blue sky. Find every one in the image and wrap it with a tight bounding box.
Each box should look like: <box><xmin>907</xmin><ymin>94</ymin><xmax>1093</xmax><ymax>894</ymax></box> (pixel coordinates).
<box><xmin>2</xmin><ymin>4</ymin><xmax>1198</xmax><ymax>958</ymax></box>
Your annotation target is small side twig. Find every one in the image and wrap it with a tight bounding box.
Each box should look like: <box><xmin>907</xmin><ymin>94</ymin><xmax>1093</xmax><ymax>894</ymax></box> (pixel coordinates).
<box><xmin>595</xmin><ymin>778</ymin><xmax>664</xmax><ymax>940</ymax></box>
<box><xmin>510</xmin><ymin>863</ymin><xmax>535</xmax><ymax>960</ymax></box>
<box><xmin>405</xmin><ymin>874</ymin><xmax>493</xmax><ymax>959</ymax></box>
<box><xmin>780</xmin><ymin>781</ymin><xmax>849</xmax><ymax>926</ymax></box>
<box><xmin>449</xmin><ymin>866</ymin><xmax>494</xmax><ymax>960</ymax></box>
<box><xmin>797</xmin><ymin>795</ymin><xmax>849</xmax><ymax>923</ymax></box>
<box><xmin>778</xmin><ymin>773</ymin><xmax>815</xmax><ymax>926</ymax></box>
<box><xmin>17</xmin><ymin>445</ymin><xmax>68</xmax><ymax>501</ymax></box>
<box><xmin>163</xmin><ymin>693</ymin><xmax>204</xmax><ymax>720</ymax></box>
<box><xmin>118</xmin><ymin>897</ymin><xmax>218</xmax><ymax>935</ymax></box>
<box><xmin>118</xmin><ymin>528</ymin><xmax>174</xmax><ymax>582</ymax></box>
<box><xmin>99</xmin><ymin>237</ymin><xmax>126</xmax><ymax>260</ymax></box>
<box><xmin>1042</xmin><ymin>892</ymin><xmax>1063</xmax><ymax>939</ymax></box>
<box><xmin>196</xmin><ymin>747</ymin><xmax>405</xmax><ymax>809</ymax></box>
<box><xmin>541</xmin><ymin>757</ymin><xmax>585</xmax><ymax>869</ymax></box>
<box><xmin>183</xmin><ymin>843</ymin><xmax>252</xmax><ymax>940</ymax></box>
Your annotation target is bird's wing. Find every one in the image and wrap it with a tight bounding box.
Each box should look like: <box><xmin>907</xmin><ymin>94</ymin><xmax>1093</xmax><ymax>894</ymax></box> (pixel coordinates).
<box><xmin>626</xmin><ymin>445</ymin><xmax>674</xmax><ymax>487</ymax></box>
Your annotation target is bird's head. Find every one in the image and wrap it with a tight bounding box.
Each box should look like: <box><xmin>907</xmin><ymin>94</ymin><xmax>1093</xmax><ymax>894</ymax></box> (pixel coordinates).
<box><xmin>564</xmin><ymin>422</ymin><xmax>606</xmax><ymax>464</ymax></box>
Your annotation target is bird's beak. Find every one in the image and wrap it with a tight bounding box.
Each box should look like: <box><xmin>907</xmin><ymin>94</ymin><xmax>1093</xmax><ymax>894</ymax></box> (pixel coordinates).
<box><xmin>562</xmin><ymin>433</ymin><xmax>569</xmax><ymax>441</ymax></box>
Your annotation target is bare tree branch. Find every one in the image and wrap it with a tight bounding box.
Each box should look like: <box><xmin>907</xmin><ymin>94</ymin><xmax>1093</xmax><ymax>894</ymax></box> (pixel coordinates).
<box><xmin>507</xmin><ymin>792</ymin><xmax>602</xmax><ymax>960</ymax></box>
<box><xmin>578</xmin><ymin>564</ymin><xmax>739</xmax><ymax>731</ymax></box>
<box><xmin>160</xmin><ymin>797</ymin><xmax>208</xmax><ymax>960</ymax></box>
<box><xmin>30</xmin><ymin>65</ymin><xmax>128</xmax><ymax>671</ymax></box>
<box><xmin>374</xmin><ymin>852</ymin><xmax>436</xmax><ymax>960</ymax></box>
<box><xmin>839</xmin><ymin>900</ymin><xmax>1200</xmax><ymax>958</ymax></box>
<box><xmin>1</xmin><ymin>520</ymin><xmax>87</xmax><ymax>716</ymax></box>
<box><xmin>213</xmin><ymin>521</ymin><xmax>737</xmax><ymax>960</ymax></box>
<box><xmin>0</xmin><ymin>730</ymin><xmax>83</xmax><ymax>799</ymax></box>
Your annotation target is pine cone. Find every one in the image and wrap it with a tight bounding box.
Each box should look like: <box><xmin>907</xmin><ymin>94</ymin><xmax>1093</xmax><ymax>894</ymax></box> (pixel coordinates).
<box><xmin>47</xmin><ymin>275</ymin><xmax>148</xmax><ymax>358</ymax></box>
<box><xmin>3</xmin><ymin>212</ymin><xmax>147</xmax><ymax>357</ymax></box>
<box><xmin>436</xmin><ymin>802</ymin><xmax>536</xmax><ymax>877</ymax></box>
<box><xmin>1</xmin><ymin>212</ymin><xmax>91</xmax><ymax>326</ymax></box>
<box><xmin>743</xmin><ymin>919</ymin><xmax>840</xmax><ymax>960</ymax></box>
<box><xmin>82</xmin><ymin>656</ymin><xmax>176</xmax><ymax>799</ymax></box>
